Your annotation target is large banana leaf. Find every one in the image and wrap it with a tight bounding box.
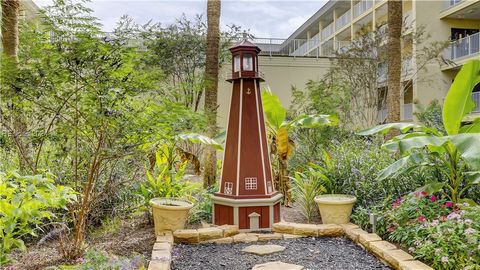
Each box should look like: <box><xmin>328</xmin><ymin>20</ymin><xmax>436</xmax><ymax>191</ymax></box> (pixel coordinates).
<box><xmin>459</xmin><ymin>118</ymin><xmax>480</xmax><ymax>133</ymax></box>
<box><xmin>443</xmin><ymin>60</ymin><xmax>480</xmax><ymax>135</ymax></box>
<box><xmin>277</xmin><ymin>127</ymin><xmax>294</xmax><ymax>159</ymax></box>
<box><xmin>177</xmin><ymin>133</ymin><xmax>224</xmax><ymax>150</ymax></box>
<box><xmin>377</xmin><ymin>153</ymin><xmax>426</xmax><ymax>181</ymax></box>
<box><xmin>382</xmin><ymin>135</ymin><xmax>449</xmax><ymax>154</ymax></box>
<box><xmin>262</xmin><ymin>88</ymin><xmax>286</xmax><ymax>130</ymax></box>
<box><xmin>450</xmin><ymin>133</ymin><xmax>480</xmax><ymax>170</ymax></box>
<box><xmin>357</xmin><ymin>122</ymin><xmax>424</xmax><ymax>136</ymax></box>
<box><xmin>286</xmin><ymin>114</ymin><xmax>338</xmax><ymax>129</ymax></box>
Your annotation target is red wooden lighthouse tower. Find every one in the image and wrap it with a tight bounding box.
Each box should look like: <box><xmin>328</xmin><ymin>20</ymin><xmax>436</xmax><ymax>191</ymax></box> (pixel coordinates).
<box><xmin>212</xmin><ymin>39</ymin><xmax>282</xmax><ymax>231</ymax></box>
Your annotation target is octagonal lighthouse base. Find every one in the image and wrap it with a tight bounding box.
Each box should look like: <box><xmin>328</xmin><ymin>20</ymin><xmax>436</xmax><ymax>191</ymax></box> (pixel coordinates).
<box><xmin>212</xmin><ymin>193</ymin><xmax>282</xmax><ymax>231</ymax></box>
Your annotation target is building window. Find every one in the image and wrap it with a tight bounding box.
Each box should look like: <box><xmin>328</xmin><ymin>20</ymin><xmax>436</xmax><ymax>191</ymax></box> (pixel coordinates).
<box><xmin>224</xmin><ymin>182</ymin><xmax>233</xmax><ymax>194</ymax></box>
<box><xmin>243</xmin><ymin>54</ymin><xmax>253</xmax><ymax>71</ymax></box>
<box><xmin>245</xmin><ymin>177</ymin><xmax>257</xmax><ymax>190</ymax></box>
<box><xmin>234</xmin><ymin>55</ymin><xmax>240</xmax><ymax>72</ymax></box>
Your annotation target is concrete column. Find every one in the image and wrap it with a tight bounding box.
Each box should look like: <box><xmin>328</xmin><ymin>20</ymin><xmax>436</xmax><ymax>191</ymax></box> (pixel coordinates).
<box><xmin>233</xmin><ymin>207</ymin><xmax>239</xmax><ymax>225</ymax></box>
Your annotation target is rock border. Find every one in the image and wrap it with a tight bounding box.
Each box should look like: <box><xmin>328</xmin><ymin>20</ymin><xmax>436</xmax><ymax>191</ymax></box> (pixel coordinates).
<box><xmin>147</xmin><ymin>222</ymin><xmax>433</xmax><ymax>270</ymax></box>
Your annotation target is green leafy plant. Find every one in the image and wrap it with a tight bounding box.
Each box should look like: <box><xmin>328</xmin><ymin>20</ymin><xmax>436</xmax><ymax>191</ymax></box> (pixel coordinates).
<box><xmin>262</xmin><ymin>88</ymin><xmax>337</xmax><ymax>206</ymax></box>
<box><xmin>291</xmin><ymin>163</ymin><xmax>332</xmax><ymax>223</ymax></box>
<box><xmin>359</xmin><ymin>60</ymin><xmax>480</xmax><ymax>204</ymax></box>
<box><xmin>57</xmin><ymin>248</ymin><xmax>145</xmax><ymax>270</ymax></box>
<box><xmin>0</xmin><ymin>172</ymin><xmax>76</xmax><ymax>264</ymax></box>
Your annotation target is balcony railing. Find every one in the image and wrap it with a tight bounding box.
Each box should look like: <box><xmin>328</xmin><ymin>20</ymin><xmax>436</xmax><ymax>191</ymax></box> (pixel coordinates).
<box><xmin>445</xmin><ymin>32</ymin><xmax>480</xmax><ymax>60</ymax></box>
<box><xmin>354</xmin><ymin>0</ymin><xmax>374</xmax><ymax>18</ymax></box>
<box><xmin>336</xmin><ymin>10</ymin><xmax>351</xmax><ymax>30</ymax></box>
<box><xmin>252</xmin><ymin>37</ymin><xmax>330</xmax><ymax>57</ymax></box>
<box><xmin>377</xmin><ymin>103</ymin><xmax>413</xmax><ymax>123</ymax></box>
<box><xmin>403</xmin><ymin>103</ymin><xmax>413</xmax><ymax>120</ymax></box>
<box><xmin>321</xmin><ymin>22</ymin><xmax>335</xmax><ymax>40</ymax></box>
<box><xmin>473</xmin><ymin>92</ymin><xmax>480</xmax><ymax>112</ymax></box>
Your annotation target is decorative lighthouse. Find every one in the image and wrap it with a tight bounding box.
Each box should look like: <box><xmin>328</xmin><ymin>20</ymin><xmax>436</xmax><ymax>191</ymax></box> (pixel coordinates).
<box><xmin>212</xmin><ymin>38</ymin><xmax>282</xmax><ymax>231</ymax></box>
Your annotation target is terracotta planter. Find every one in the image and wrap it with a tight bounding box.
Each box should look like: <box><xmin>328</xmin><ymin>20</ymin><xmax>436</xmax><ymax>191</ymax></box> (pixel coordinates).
<box><xmin>314</xmin><ymin>194</ymin><xmax>356</xmax><ymax>224</ymax></box>
<box><xmin>150</xmin><ymin>198</ymin><xmax>193</xmax><ymax>234</ymax></box>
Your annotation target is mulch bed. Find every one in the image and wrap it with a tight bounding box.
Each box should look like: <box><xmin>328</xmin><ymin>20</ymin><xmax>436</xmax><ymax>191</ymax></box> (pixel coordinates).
<box><xmin>7</xmin><ymin>218</ymin><xmax>155</xmax><ymax>270</ymax></box>
<box><xmin>172</xmin><ymin>237</ymin><xmax>392</xmax><ymax>270</ymax></box>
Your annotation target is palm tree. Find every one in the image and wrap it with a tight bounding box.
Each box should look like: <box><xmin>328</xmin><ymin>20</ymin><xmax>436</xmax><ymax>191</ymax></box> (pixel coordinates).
<box><xmin>1</xmin><ymin>0</ymin><xmax>20</xmax><ymax>61</ymax></box>
<box><xmin>203</xmin><ymin>0</ymin><xmax>221</xmax><ymax>188</ymax></box>
<box><xmin>386</xmin><ymin>0</ymin><xmax>402</xmax><ymax>124</ymax></box>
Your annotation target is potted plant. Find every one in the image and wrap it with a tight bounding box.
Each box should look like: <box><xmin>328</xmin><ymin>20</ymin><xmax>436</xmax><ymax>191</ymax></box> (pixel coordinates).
<box><xmin>150</xmin><ymin>198</ymin><xmax>194</xmax><ymax>233</ymax></box>
<box><xmin>308</xmin><ymin>152</ymin><xmax>357</xmax><ymax>224</ymax></box>
<box><xmin>314</xmin><ymin>194</ymin><xmax>357</xmax><ymax>224</ymax></box>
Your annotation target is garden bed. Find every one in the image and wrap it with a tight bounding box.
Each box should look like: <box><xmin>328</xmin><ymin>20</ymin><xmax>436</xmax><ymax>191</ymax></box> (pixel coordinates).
<box><xmin>171</xmin><ymin>237</ymin><xmax>392</xmax><ymax>270</ymax></box>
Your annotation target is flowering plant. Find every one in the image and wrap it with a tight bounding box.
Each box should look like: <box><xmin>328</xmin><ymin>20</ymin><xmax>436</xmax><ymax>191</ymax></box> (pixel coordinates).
<box><xmin>385</xmin><ymin>192</ymin><xmax>480</xmax><ymax>269</ymax></box>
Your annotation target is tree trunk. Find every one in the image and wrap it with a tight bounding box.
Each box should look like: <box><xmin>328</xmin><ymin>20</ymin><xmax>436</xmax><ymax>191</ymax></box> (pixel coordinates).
<box><xmin>203</xmin><ymin>0</ymin><xmax>221</xmax><ymax>188</ymax></box>
<box><xmin>1</xmin><ymin>0</ymin><xmax>32</xmax><ymax>172</ymax></box>
<box><xmin>386</xmin><ymin>0</ymin><xmax>402</xmax><ymax>126</ymax></box>
<box><xmin>1</xmin><ymin>0</ymin><xmax>20</xmax><ymax>61</ymax></box>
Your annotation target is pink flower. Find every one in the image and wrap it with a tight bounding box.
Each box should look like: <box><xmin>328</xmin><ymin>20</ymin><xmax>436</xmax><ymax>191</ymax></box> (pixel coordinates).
<box><xmin>447</xmin><ymin>212</ymin><xmax>460</xmax><ymax>220</ymax></box>
<box><xmin>418</xmin><ymin>216</ymin><xmax>426</xmax><ymax>222</ymax></box>
<box><xmin>392</xmin><ymin>198</ymin><xmax>402</xmax><ymax>208</ymax></box>
<box><xmin>465</xmin><ymin>228</ymin><xmax>476</xmax><ymax>235</ymax></box>
<box><xmin>421</xmin><ymin>191</ymin><xmax>427</xmax><ymax>197</ymax></box>
<box><xmin>441</xmin><ymin>256</ymin><xmax>449</xmax><ymax>264</ymax></box>
<box><xmin>445</xmin><ymin>201</ymin><xmax>453</xmax><ymax>207</ymax></box>
<box><xmin>429</xmin><ymin>195</ymin><xmax>437</xmax><ymax>202</ymax></box>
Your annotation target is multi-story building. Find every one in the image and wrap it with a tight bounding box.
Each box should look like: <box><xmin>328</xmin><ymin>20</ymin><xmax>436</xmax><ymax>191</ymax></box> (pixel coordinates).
<box><xmin>219</xmin><ymin>0</ymin><xmax>480</xmax><ymax>128</ymax></box>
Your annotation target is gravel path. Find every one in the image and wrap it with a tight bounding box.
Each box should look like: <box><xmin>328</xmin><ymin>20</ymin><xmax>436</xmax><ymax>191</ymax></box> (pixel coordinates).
<box><xmin>171</xmin><ymin>237</ymin><xmax>392</xmax><ymax>270</ymax></box>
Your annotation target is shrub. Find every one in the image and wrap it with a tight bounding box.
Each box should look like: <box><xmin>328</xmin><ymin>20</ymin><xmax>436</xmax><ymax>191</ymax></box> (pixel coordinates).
<box><xmin>57</xmin><ymin>249</ymin><xmax>145</xmax><ymax>269</ymax></box>
<box><xmin>0</xmin><ymin>172</ymin><xmax>76</xmax><ymax>264</ymax></box>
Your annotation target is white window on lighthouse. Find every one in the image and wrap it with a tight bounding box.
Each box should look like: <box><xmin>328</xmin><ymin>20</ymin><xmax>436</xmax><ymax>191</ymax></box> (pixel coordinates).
<box><xmin>243</xmin><ymin>54</ymin><xmax>253</xmax><ymax>71</ymax></box>
<box><xmin>234</xmin><ymin>55</ymin><xmax>241</xmax><ymax>72</ymax></box>
<box><xmin>245</xmin><ymin>177</ymin><xmax>257</xmax><ymax>190</ymax></box>
<box><xmin>224</xmin><ymin>182</ymin><xmax>233</xmax><ymax>194</ymax></box>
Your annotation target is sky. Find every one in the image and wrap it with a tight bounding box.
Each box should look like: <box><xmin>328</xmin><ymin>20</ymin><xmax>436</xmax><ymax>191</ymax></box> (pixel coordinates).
<box><xmin>33</xmin><ymin>0</ymin><xmax>326</xmax><ymax>38</ymax></box>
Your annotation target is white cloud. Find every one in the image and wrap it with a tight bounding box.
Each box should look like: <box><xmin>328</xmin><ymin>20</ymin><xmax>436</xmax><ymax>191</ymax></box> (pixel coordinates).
<box><xmin>33</xmin><ymin>0</ymin><xmax>326</xmax><ymax>38</ymax></box>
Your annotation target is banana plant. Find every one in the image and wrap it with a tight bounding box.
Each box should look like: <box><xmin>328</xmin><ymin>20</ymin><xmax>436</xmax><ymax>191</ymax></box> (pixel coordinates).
<box><xmin>358</xmin><ymin>60</ymin><xmax>480</xmax><ymax>204</ymax></box>
<box><xmin>262</xmin><ymin>88</ymin><xmax>337</xmax><ymax>206</ymax></box>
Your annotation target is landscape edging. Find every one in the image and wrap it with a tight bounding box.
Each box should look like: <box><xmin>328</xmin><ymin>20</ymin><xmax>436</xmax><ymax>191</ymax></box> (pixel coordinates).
<box><xmin>147</xmin><ymin>222</ymin><xmax>433</xmax><ymax>270</ymax></box>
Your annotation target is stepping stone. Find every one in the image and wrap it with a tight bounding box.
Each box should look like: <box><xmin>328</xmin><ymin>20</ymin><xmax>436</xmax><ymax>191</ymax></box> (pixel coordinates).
<box><xmin>242</xmin><ymin>244</ymin><xmax>286</xmax><ymax>255</ymax></box>
<box><xmin>252</xmin><ymin>261</ymin><xmax>304</xmax><ymax>270</ymax></box>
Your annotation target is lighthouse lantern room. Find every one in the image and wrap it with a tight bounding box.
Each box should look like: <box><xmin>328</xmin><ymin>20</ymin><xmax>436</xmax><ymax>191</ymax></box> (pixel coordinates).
<box><xmin>212</xmin><ymin>38</ymin><xmax>282</xmax><ymax>231</ymax></box>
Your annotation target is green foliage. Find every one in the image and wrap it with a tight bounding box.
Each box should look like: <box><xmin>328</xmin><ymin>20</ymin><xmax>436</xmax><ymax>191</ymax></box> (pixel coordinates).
<box><xmin>188</xmin><ymin>185</ymin><xmax>217</xmax><ymax>224</ymax></box>
<box><xmin>0</xmin><ymin>172</ymin><xmax>76</xmax><ymax>264</ymax></box>
<box><xmin>57</xmin><ymin>249</ymin><xmax>145</xmax><ymax>270</ymax></box>
<box><xmin>359</xmin><ymin>60</ymin><xmax>480</xmax><ymax>203</ymax></box>
<box><xmin>414</xmin><ymin>100</ymin><xmax>445</xmax><ymax>134</ymax></box>
<box><xmin>291</xmin><ymin>164</ymin><xmax>331</xmax><ymax>223</ymax></box>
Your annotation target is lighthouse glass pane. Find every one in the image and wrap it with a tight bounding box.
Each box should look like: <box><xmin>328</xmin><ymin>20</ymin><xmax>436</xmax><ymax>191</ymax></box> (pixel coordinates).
<box><xmin>245</xmin><ymin>177</ymin><xmax>257</xmax><ymax>190</ymax></box>
<box><xmin>234</xmin><ymin>55</ymin><xmax>240</xmax><ymax>72</ymax></box>
<box><xmin>243</xmin><ymin>54</ymin><xmax>253</xmax><ymax>71</ymax></box>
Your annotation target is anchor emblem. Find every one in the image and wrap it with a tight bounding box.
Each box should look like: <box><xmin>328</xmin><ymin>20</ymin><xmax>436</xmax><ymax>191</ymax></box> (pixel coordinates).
<box><xmin>246</xmin><ymin>88</ymin><xmax>252</xmax><ymax>95</ymax></box>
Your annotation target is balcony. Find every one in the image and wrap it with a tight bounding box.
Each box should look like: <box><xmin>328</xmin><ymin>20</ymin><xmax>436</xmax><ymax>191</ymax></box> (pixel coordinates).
<box><xmin>336</xmin><ymin>10</ymin><xmax>351</xmax><ymax>30</ymax></box>
<box><xmin>377</xmin><ymin>103</ymin><xmax>413</xmax><ymax>123</ymax></box>
<box><xmin>354</xmin><ymin>0</ymin><xmax>374</xmax><ymax>19</ymax></box>
<box><xmin>321</xmin><ymin>22</ymin><xmax>335</xmax><ymax>40</ymax></box>
<box><xmin>292</xmin><ymin>33</ymin><xmax>321</xmax><ymax>56</ymax></box>
<box><xmin>252</xmin><ymin>37</ymin><xmax>329</xmax><ymax>57</ymax></box>
<box><xmin>445</xmin><ymin>32</ymin><xmax>480</xmax><ymax>61</ymax></box>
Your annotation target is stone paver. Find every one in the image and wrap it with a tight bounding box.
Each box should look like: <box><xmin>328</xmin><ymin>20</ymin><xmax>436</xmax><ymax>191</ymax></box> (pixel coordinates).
<box><xmin>151</xmin><ymin>249</ymin><xmax>171</xmax><ymax>261</ymax></box>
<box><xmin>148</xmin><ymin>260</ymin><xmax>170</xmax><ymax>270</ymax></box>
<box><xmin>358</xmin><ymin>233</ymin><xmax>382</xmax><ymax>248</ymax></box>
<box><xmin>251</xmin><ymin>261</ymin><xmax>304</xmax><ymax>270</ymax></box>
<box><xmin>272</xmin><ymin>222</ymin><xmax>295</xmax><ymax>234</ymax></box>
<box><xmin>293</xmin><ymin>224</ymin><xmax>319</xmax><ymax>236</ymax></box>
<box><xmin>153</xmin><ymin>242</ymin><xmax>172</xmax><ymax>252</ymax></box>
<box><xmin>233</xmin><ymin>233</ymin><xmax>259</xmax><ymax>243</ymax></box>
<box><xmin>282</xmin><ymin>233</ymin><xmax>304</xmax><ymax>239</ymax></box>
<box><xmin>399</xmin><ymin>260</ymin><xmax>434</xmax><ymax>270</ymax></box>
<box><xmin>242</xmin><ymin>244</ymin><xmax>286</xmax><ymax>255</ymax></box>
<box><xmin>345</xmin><ymin>228</ymin><xmax>369</xmax><ymax>242</ymax></box>
<box><xmin>317</xmin><ymin>224</ymin><xmax>344</xmax><ymax>236</ymax></box>
<box><xmin>156</xmin><ymin>234</ymin><xmax>174</xmax><ymax>244</ymax></box>
<box><xmin>339</xmin><ymin>223</ymin><xmax>359</xmax><ymax>232</ymax></box>
<box><xmin>217</xmin><ymin>224</ymin><xmax>240</xmax><ymax>237</ymax></box>
<box><xmin>368</xmin><ymin>240</ymin><xmax>397</xmax><ymax>257</ymax></box>
<box><xmin>383</xmin><ymin>249</ymin><xmax>414</xmax><ymax>269</ymax></box>
<box><xmin>198</xmin><ymin>227</ymin><xmax>223</xmax><ymax>241</ymax></box>
<box><xmin>173</xmin><ymin>229</ymin><xmax>199</xmax><ymax>243</ymax></box>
